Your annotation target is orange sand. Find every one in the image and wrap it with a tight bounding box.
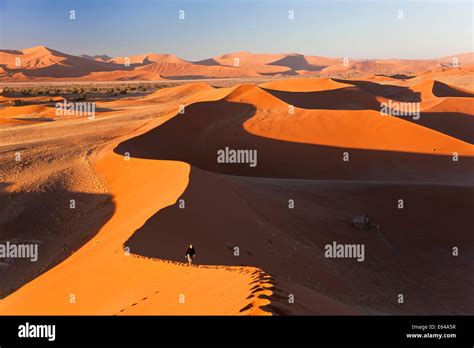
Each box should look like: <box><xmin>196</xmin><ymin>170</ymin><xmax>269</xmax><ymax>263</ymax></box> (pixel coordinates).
<box><xmin>0</xmin><ymin>74</ymin><xmax>472</xmax><ymax>315</ymax></box>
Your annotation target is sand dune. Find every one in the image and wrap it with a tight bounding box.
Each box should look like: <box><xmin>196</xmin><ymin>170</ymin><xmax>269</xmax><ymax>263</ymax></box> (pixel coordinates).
<box><xmin>1</xmin><ymin>46</ymin><xmax>473</xmax><ymax>81</ymax></box>
<box><xmin>115</xmin><ymin>81</ymin><xmax>472</xmax><ymax>183</ymax></box>
<box><xmin>0</xmin><ymin>104</ymin><xmax>57</xmax><ymax>125</ymax></box>
<box><xmin>225</xmin><ymin>84</ymin><xmax>289</xmax><ymax>109</ymax></box>
<box><xmin>80</xmin><ymin>54</ymin><xmax>112</xmax><ymax>62</ymax></box>
<box><xmin>137</xmin><ymin>61</ymin><xmax>261</xmax><ymax>79</ymax></box>
<box><xmin>0</xmin><ymin>149</ymin><xmax>271</xmax><ymax>315</ymax></box>
<box><xmin>0</xmin><ymin>87</ymin><xmax>275</xmax><ymax>314</ymax></box>
<box><xmin>113</xmin><ymin>77</ymin><xmax>472</xmax><ymax>313</ymax></box>
<box><xmin>125</xmin><ymin>167</ymin><xmax>473</xmax><ymax>314</ymax></box>
<box><xmin>0</xmin><ymin>46</ymin><xmax>124</xmax><ymax>79</ymax></box>
<box><xmin>197</xmin><ymin>51</ymin><xmax>293</xmax><ymax>75</ymax></box>
<box><xmin>0</xmin><ymin>75</ymin><xmax>472</xmax><ymax>315</ymax></box>
<box><xmin>109</xmin><ymin>53</ymin><xmax>188</xmax><ymax>66</ymax></box>
<box><xmin>259</xmin><ymin>78</ymin><xmax>352</xmax><ymax>92</ymax></box>
<box><xmin>262</xmin><ymin>84</ymin><xmax>385</xmax><ymax>110</ymax></box>
<box><xmin>322</xmin><ymin>59</ymin><xmax>441</xmax><ymax>75</ymax></box>
<box><xmin>146</xmin><ymin>82</ymin><xmax>214</xmax><ymax>100</ymax></box>
<box><xmin>431</xmin><ymin>80</ymin><xmax>474</xmax><ymax>98</ymax></box>
<box><xmin>438</xmin><ymin>52</ymin><xmax>474</xmax><ymax>66</ymax></box>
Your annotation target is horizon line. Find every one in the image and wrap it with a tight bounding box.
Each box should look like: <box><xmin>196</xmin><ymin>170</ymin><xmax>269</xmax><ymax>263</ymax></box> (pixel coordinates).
<box><xmin>6</xmin><ymin>45</ymin><xmax>474</xmax><ymax>62</ymax></box>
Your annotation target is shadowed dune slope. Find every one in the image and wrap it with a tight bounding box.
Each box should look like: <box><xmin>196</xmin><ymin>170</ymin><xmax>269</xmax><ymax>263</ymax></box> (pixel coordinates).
<box><xmin>0</xmin><ymin>150</ymin><xmax>272</xmax><ymax>315</ymax></box>
<box><xmin>0</xmin><ymin>184</ymin><xmax>114</xmax><ymax>298</ymax></box>
<box><xmin>126</xmin><ymin>167</ymin><xmax>474</xmax><ymax>314</ymax></box>
<box><xmin>261</xmin><ymin>85</ymin><xmax>384</xmax><ymax>110</ymax></box>
<box><xmin>431</xmin><ymin>80</ymin><xmax>474</xmax><ymax>97</ymax></box>
<box><xmin>115</xmin><ymin>84</ymin><xmax>473</xmax><ymax>183</ymax></box>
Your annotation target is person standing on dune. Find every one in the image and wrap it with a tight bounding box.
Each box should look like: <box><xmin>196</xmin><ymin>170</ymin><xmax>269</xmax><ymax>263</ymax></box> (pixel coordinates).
<box><xmin>185</xmin><ymin>244</ymin><xmax>196</xmax><ymax>266</ymax></box>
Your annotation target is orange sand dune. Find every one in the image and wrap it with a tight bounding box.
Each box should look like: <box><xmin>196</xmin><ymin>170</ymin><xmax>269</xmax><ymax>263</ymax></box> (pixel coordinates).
<box><xmin>197</xmin><ymin>51</ymin><xmax>292</xmax><ymax>75</ymax></box>
<box><xmin>96</xmin><ymin>83</ymin><xmax>222</xmax><ymax>110</ymax></box>
<box><xmin>0</xmin><ymin>85</ymin><xmax>274</xmax><ymax>315</ymax></box>
<box><xmin>2</xmin><ymin>46</ymin><xmax>472</xmax><ymax>81</ymax></box>
<box><xmin>408</xmin><ymin>80</ymin><xmax>473</xmax><ymax>99</ymax></box>
<box><xmin>0</xmin><ymin>146</ymin><xmax>271</xmax><ymax>315</ymax></box>
<box><xmin>424</xmin><ymin>97</ymin><xmax>474</xmax><ymax>114</ymax></box>
<box><xmin>420</xmin><ymin>66</ymin><xmax>471</xmax><ymax>78</ymax></box>
<box><xmin>137</xmin><ymin>83</ymin><xmax>231</xmax><ymax>109</ymax></box>
<box><xmin>109</xmin><ymin>53</ymin><xmax>188</xmax><ymax>66</ymax></box>
<box><xmin>0</xmin><ymin>104</ymin><xmax>52</xmax><ymax>117</ymax></box>
<box><xmin>262</xmin><ymin>83</ymin><xmax>385</xmax><ymax>110</ymax></box>
<box><xmin>1</xmin><ymin>76</ymin><xmax>472</xmax><ymax>315</ymax></box>
<box><xmin>124</xmin><ymin>166</ymin><xmax>360</xmax><ymax>315</ymax></box>
<box><xmin>137</xmin><ymin>61</ymin><xmax>261</xmax><ymax>79</ymax></box>
<box><xmin>430</xmin><ymin>81</ymin><xmax>474</xmax><ymax>98</ymax></box>
<box><xmin>462</xmin><ymin>63</ymin><xmax>474</xmax><ymax>72</ymax></box>
<box><xmin>244</xmin><ymin>107</ymin><xmax>471</xmax><ymax>156</ymax></box>
<box><xmin>245</xmin><ymin>82</ymin><xmax>473</xmax><ymax>155</ymax></box>
<box><xmin>0</xmin><ymin>46</ymin><xmax>124</xmax><ymax>79</ymax></box>
<box><xmin>0</xmin><ymin>104</ymin><xmax>57</xmax><ymax>125</ymax></box>
<box><xmin>112</xmin><ymin>78</ymin><xmax>472</xmax><ymax>313</ymax></box>
<box><xmin>145</xmin><ymin>82</ymin><xmax>215</xmax><ymax>102</ymax></box>
<box><xmin>321</xmin><ymin>59</ymin><xmax>441</xmax><ymax>76</ymax></box>
<box><xmin>259</xmin><ymin>78</ymin><xmax>352</xmax><ymax>92</ymax></box>
<box><xmin>1</xmin><ymin>46</ymin><xmax>64</xmax><ymax>69</ymax></box>
<box><xmin>438</xmin><ymin>52</ymin><xmax>474</xmax><ymax>66</ymax></box>
<box><xmin>124</xmin><ymin>166</ymin><xmax>473</xmax><ymax>315</ymax></box>
<box><xmin>225</xmin><ymin>84</ymin><xmax>289</xmax><ymax>110</ymax></box>
<box><xmin>385</xmin><ymin>80</ymin><xmax>474</xmax><ymax>110</ymax></box>
<box><xmin>415</xmin><ymin>90</ymin><xmax>474</xmax><ymax>144</ymax></box>
<box><xmin>204</xmin><ymin>52</ymin><xmax>342</xmax><ymax>75</ymax></box>
<box><xmin>81</xmin><ymin>69</ymin><xmax>163</xmax><ymax>81</ymax></box>
<box><xmin>115</xmin><ymin>82</ymin><xmax>473</xmax><ymax>183</ymax></box>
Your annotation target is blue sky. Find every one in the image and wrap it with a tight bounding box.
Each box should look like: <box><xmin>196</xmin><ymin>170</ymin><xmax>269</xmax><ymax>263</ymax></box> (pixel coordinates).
<box><xmin>0</xmin><ymin>0</ymin><xmax>472</xmax><ymax>61</ymax></box>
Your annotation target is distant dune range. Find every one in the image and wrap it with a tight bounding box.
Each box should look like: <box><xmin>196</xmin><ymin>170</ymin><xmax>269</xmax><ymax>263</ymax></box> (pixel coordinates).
<box><xmin>1</xmin><ymin>46</ymin><xmax>473</xmax><ymax>82</ymax></box>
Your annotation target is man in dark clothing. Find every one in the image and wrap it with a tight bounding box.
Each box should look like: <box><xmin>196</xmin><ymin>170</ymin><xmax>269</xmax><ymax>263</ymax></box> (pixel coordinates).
<box><xmin>185</xmin><ymin>244</ymin><xmax>196</xmax><ymax>266</ymax></box>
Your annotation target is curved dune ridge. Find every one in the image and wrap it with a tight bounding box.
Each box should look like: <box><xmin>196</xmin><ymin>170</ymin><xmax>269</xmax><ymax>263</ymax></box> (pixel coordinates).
<box><xmin>0</xmin><ymin>107</ymin><xmax>274</xmax><ymax>315</ymax></box>
<box><xmin>0</xmin><ymin>76</ymin><xmax>472</xmax><ymax>315</ymax></box>
<box><xmin>259</xmin><ymin>77</ymin><xmax>353</xmax><ymax>92</ymax></box>
<box><xmin>116</xmin><ymin>79</ymin><xmax>473</xmax><ymax>181</ymax></box>
<box><xmin>1</xmin><ymin>46</ymin><xmax>65</xmax><ymax>69</ymax></box>
<box><xmin>113</xmin><ymin>77</ymin><xmax>473</xmax><ymax>314</ymax></box>
<box><xmin>0</xmin><ymin>104</ymin><xmax>57</xmax><ymax>125</ymax></box>
<box><xmin>224</xmin><ymin>84</ymin><xmax>289</xmax><ymax>110</ymax></box>
<box><xmin>145</xmin><ymin>82</ymin><xmax>214</xmax><ymax>100</ymax></box>
<box><xmin>0</xmin><ymin>82</ymin><xmax>288</xmax><ymax>315</ymax></box>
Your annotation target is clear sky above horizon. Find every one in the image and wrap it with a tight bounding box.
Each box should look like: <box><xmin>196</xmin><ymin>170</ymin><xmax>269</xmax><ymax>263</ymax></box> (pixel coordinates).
<box><xmin>0</xmin><ymin>0</ymin><xmax>472</xmax><ymax>61</ymax></box>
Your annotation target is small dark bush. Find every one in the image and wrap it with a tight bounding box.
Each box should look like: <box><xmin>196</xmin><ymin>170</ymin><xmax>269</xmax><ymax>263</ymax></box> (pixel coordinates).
<box><xmin>11</xmin><ymin>99</ymin><xmax>22</xmax><ymax>106</ymax></box>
